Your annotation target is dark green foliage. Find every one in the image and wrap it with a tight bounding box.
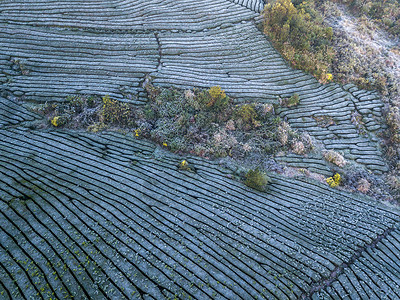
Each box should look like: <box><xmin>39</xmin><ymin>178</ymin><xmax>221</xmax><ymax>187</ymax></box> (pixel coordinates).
<box><xmin>281</xmin><ymin>93</ymin><xmax>300</xmax><ymax>107</ymax></box>
<box><xmin>244</xmin><ymin>168</ymin><xmax>270</xmax><ymax>191</ymax></box>
<box><xmin>288</xmin><ymin>93</ymin><xmax>300</xmax><ymax>107</ymax></box>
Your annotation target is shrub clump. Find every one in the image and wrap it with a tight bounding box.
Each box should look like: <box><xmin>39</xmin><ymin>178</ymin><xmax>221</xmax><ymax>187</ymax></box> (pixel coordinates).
<box><xmin>323</xmin><ymin>150</ymin><xmax>346</xmax><ymax>167</ymax></box>
<box><xmin>235</xmin><ymin>104</ymin><xmax>261</xmax><ymax>130</ymax></box>
<box><xmin>33</xmin><ymin>94</ymin><xmax>138</xmax><ymax>130</ymax></box>
<box><xmin>101</xmin><ymin>95</ymin><xmax>135</xmax><ymax>126</ymax></box>
<box><xmin>280</xmin><ymin>93</ymin><xmax>300</xmax><ymax>107</ymax></box>
<box><xmin>326</xmin><ymin>173</ymin><xmax>341</xmax><ymax>188</ymax></box>
<box><xmin>139</xmin><ymin>82</ymin><xmax>291</xmax><ymax>158</ymax></box>
<box><xmin>387</xmin><ymin>175</ymin><xmax>400</xmax><ymax>190</ymax></box>
<box><xmin>244</xmin><ymin>168</ymin><xmax>270</xmax><ymax>191</ymax></box>
<box><xmin>31</xmin><ymin>83</ymin><xmax>312</xmax><ymax>162</ymax></box>
<box><xmin>51</xmin><ymin>116</ymin><xmax>61</xmax><ymax>127</ymax></box>
<box><xmin>277</xmin><ymin>121</ymin><xmax>292</xmax><ymax>145</ymax></box>
<box><xmin>387</xmin><ymin>107</ymin><xmax>400</xmax><ymax>132</ymax></box>
<box><xmin>207</xmin><ymin>86</ymin><xmax>229</xmax><ymax>110</ymax></box>
<box><xmin>179</xmin><ymin>160</ymin><xmax>192</xmax><ymax>171</ymax></box>
<box><xmin>263</xmin><ymin>0</ymin><xmax>335</xmax><ymax>81</ymax></box>
<box><xmin>291</xmin><ymin>140</ymin><xmax>305</xmax><ymax>154</ymax></box>
<box><xmin>357</xmin><ymin>178</ymin><xmax>371</xmax><ymax>193</ymax></box>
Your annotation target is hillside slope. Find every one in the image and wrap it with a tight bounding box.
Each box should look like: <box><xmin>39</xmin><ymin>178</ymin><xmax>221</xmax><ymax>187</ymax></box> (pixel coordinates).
<box><xmin>0</xmin><ymin>0</ymin><xmax>400</xmax><ymax>299</ymax></box>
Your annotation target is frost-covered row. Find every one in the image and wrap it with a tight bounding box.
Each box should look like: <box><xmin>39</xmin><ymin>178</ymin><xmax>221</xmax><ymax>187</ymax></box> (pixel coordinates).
<box><xmin>277</xmin><ymin>83</ymin><xmax>387</xmax><ymax>174</ymax></box>
<box><xmin>0</xmin><ymin>0</ymin><xmax>258</xmax><ymax>31</ymax></box>
<box><xmin>313</xmin><ymin>228</ymin><xmax>400</xmax><ymax>299</ymax></box>
<box><xmin>0</xmin><ymin>25</ymin><xmax>158</xmax><ymax>103</ymax></box>
<box><xmin>0</xmin><ymin>97</ymin><xmax>39</xmax><ymax>128</ymax></box>
<box><xmin>153</xmin><ymin>22</ymin><xmax>316</xmax><ymax>102</ymax></box>
<box><xmin>0</xmin><ymin>128</ymin><xmax>399</xmax><ymax>298</ymax></box>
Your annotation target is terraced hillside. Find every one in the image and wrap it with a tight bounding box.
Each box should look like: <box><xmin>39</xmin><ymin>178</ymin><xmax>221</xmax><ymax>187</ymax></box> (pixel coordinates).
<box><xmin>1</xmin><ymin>0</ymin><xmax>400</xmax><ymax>299</ymax></box>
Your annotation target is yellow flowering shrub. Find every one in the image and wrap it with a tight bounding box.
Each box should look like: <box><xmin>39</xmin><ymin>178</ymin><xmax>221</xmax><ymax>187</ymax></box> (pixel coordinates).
<box><xmin>326</xmin><ymin>173</ymin><xmax>341</xmax><ymax>188</ymax></box>
<box><xmin>134</xmin><ymin>129</ymin><xmax>141</xmax><ymax>137</ymax></box>
<box><xmin>206</xmin><ymin>86</ymin><xmax>228</xmax><ymax>109</ymax></box>
<box><xmin>51</xmin><ymin>116</ymin><xmax>60</xmax><ymax>127</ymax></box>
<box><xmin>208</xmin><ymin>86</ymin><xmax>226</xmax><ymax>99</ymax></box>
<box><xmin>179</xmin><ymin>160</ymin><xmax>191</xmax><ymax>171</ymax></box>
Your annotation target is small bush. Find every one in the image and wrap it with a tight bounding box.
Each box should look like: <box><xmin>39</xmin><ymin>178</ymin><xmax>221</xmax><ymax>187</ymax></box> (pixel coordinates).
<box><xmin>179</xmin><ymin>160</ymin><xmax>191</xmax><ymax>171</ymax></box>
<box><xmin>277</xmin><ymin>121</ymin><xmax>292</xmax><ymax>145</ymax></box>
<box><xmin>51</xmin><ymin>116</ymin><xmax>60</xmax><ymax>127</ymax></box>
<box><xmin>206</xmin><ymin>86</ymin><xmax>229</xmax><ymax>110</ymax></box>
<box><xmin>357</xmin><ymin>178</ymin><xmax>371</xmax><ymax>193</ymax></box>
<box><xmin>101</xmin><ymin>95</ymin><xmax>134</xmax><ymax>126</ymax></box>
<box><xmin>326</xmin><ymin>173</ymin><xmax>341</xmax><ymax>188</ymax></box>
<box><xmin>244</xmin><ymin>168</ymin><xmax>270</xmax><ymax>191</ymax></box>
<box><xmin>387</xmin><ymin>107</ymin><xmax>400</xmax><ymax>132</ymax></box>
<box><xmin>313</xmin><ymin>115</ymin><xmax>336</xmax><ymax>127</ymax></box>
<box><xmin>87</xmin><ymin>122</ymin><xmax>107</xmax><ymax>133</ymax></box>
<box><xmin>323</xmin><ymin>150</ymin><xmax>346</xmax><ymax>167</ymax></box>
<box><xmin>387</xmin><ymin>175</ymin><xmax>400</xmax><ymax>190</ymax></box>
<box><xmin>235</xmin><ymin>104</ymin><xmax>260</xmax><ymax>130</ymax></box>
<box><xmin>210</xmin><ymin>129</ymin><xmax>238</xmax><ymax>157</ymax></box>
<box><xmin>281</xmin><ymin>93</ymin><xmax>300</xmax><ymax>107</ymax></box>
<box><xmin>50</xmin><ymin>115</ymin><xmax>67</xmax><ymax>127</ymax></box>
<box><xmin>287</xmin><ymin>93</ymin><xmax>300</xmax><ymax>107</ymax></box>
<box><xmin>291</xmin><ymin>140</ymin><xmax>305</xmax><ymax>154</ymax></box>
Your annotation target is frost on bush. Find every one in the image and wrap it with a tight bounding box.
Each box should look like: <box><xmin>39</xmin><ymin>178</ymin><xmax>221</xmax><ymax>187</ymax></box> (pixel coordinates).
<box><xmin>292</xmin><ymin>140</ymin><xmax>305</xmax><ymax>155</ymax></box>
<box><xmin>323</xmin><ymin>150</ymin><xmax>346</xmax><ymax>167</ymax></box>
<box><xmin>387</xmin><ymin>107</ymin><xmax>400</xmax><ymax>132</ymax></box>
<box><xmin>210</xmin><ymin>129</ymin><xmax>238</xmax><ymax>157</ymax></box>
<box><xmin>225</xmin><ymin>119</ymin><xmax>236</xmax><ymax>131</ymax></box>
<box><xmin>242</xmin><ymin>143</ymin><xmax>252</xmax><ymax>153</ymax></box>
<box><xmin>87</xmin><ymin>122</ymin><xmax>107</xmax><ymax>133</ymax></box>
<box><xmin>387</xmin><ymin>175</ymin><xmax>400</xmax><ymax>190</ymax></box>
<box><xmin>357</xmin><ymin>178</ymin><xmax>371</xmax><ymax>193</ymax></box>
<box><xmin>257</xmin><ymin>103</ymin><xmax>274</xmax><ymax>117</ymax></box>
<box><xmin>277</xmin><ymin>122</ymin><xmax>291</xmax><ymax>145</ymax></box>
<box><xmin>300</xmin><ymin>132</ymin><xmax>314</xmax><ymax>150</ymax></box>
<box><xmin>184</xmin><ymin>89</ymin><xmax>195</xmax><ymax>101</ymax></box>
